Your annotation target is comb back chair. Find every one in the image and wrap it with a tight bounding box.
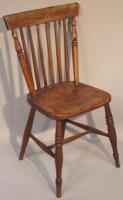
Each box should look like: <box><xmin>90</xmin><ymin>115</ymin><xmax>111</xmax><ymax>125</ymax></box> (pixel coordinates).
<box><xmin>4</xmin><ymin>3</ymin><xmax>120</xmax><ymax>198</ymax></box>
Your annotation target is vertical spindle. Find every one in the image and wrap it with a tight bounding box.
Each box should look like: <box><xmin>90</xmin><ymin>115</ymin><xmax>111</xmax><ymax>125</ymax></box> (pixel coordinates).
<box><xmin>36</xmin><ymin>24</ymin><xmax>47</xmax><ymax>87</ymax></box>
<box><xmin>45</xmin><ymin>22</ymin><xmax>55</xmax><ymax>84</ymax></box>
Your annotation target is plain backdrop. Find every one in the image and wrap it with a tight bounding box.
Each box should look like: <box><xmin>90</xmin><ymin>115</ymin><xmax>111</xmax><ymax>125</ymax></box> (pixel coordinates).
<box><xmin>0</xmin><ymin>0</ymin><xmax>123</xmax><ymax>200</ymax></box>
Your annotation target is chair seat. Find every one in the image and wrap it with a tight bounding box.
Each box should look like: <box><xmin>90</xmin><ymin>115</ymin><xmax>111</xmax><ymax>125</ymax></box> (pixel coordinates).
<box><xmin>27</xmin><ymin>82</ymin><xmax>111</xmax><ymax>119</ymax></box>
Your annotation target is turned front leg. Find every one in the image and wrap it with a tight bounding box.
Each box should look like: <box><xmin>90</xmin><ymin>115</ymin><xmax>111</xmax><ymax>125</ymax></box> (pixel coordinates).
<box><xmin>55</xmin><ymin>120</ymin><xmax>64</xmax><ymax>197</ymax></box>
<box><xmin>105</xmin><ymin>103</ymin><xmax>120</xmax><ymax>168</ymax></box>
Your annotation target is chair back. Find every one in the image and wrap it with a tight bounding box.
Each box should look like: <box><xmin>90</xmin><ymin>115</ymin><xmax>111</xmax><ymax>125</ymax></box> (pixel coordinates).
<box><xmin>4</xmin><ymin>3</ymin><xmax>79</xmax><ymax>96</ymax></box>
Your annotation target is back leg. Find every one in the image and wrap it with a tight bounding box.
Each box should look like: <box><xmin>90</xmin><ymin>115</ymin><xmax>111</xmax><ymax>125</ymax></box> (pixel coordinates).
<box><xmin>105</xmin><ymin>103</ymin><xmax>120</xmax><ymax>168</ymax></box>
<box><xmin>19</xmin><ymin>107</ymin><xmax>36</xmax><ymax>160</ymax></box>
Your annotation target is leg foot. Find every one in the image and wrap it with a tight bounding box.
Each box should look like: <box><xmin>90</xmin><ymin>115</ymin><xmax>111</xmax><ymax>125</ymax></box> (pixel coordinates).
<box><xmin>56</xmin><ymin>179</ymin><xmax>62</xmax><ymax>198</ymax></box>
<box><xmin>113</xmin><ymin>153</ymin><xmax>120</xmax><ymax>168</ymax></box>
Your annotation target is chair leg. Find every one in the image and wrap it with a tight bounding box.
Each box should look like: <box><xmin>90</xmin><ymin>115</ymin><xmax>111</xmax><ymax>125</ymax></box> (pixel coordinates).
<box><xmin>105</xmin><ymin>103</ymin><xmax>120</xmax><ymax>168</ymax></box>
<box><xmin>62</xmin><ymin>120</ymin><xmax>66</xmax><ymax>140</ymax></box>
<box><xmin>55</xmin><ymin>120</ymin><xmax>64</xmax><ymax>198</ymax></box>
<box><xmin>19</xmin><ymin>107</ymin><xmax>36</xmax><ymax>160</ymax></box>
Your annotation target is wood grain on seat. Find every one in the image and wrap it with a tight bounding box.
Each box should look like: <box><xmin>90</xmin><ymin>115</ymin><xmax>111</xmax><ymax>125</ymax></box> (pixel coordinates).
<box><xmin>27</xmin><ymin>81</ymin><xmax>111</xmax><ymax>119</ymax></box>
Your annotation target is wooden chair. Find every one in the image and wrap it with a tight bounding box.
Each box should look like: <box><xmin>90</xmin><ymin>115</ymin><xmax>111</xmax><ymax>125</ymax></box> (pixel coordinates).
<box><xmin>4</xmin><ymin>3</ymin><xmax>120</xmax><ymax>197</ymax></box>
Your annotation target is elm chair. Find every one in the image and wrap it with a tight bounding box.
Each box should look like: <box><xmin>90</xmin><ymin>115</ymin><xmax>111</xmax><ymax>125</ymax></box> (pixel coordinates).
<box><xmin>4</xmin><ymin>3</ymin><xmax>120</xmax><ymax>198</ymax></box>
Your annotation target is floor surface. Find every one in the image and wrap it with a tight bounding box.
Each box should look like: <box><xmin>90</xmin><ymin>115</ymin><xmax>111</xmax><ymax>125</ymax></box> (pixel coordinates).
<box><xmin>0</xmin><ymin>125</ymin><xmax>123</xmax><ymax>200</ymax></box>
